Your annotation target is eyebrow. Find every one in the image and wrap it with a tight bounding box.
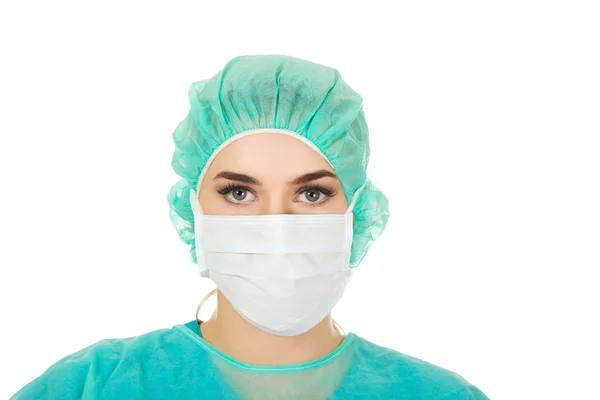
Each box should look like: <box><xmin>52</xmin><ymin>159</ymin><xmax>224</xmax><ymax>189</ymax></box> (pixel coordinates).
<box><xmin>214</xmin><ymin>171</ymin><xmax>261</xmax><ymax>185</ymax></box>
<box><xmin>213</xmin><ymin>169</ymin><xmax>338</xmax><ymax>185</ymax></box>
<box><xmin>291</xmin><ymin>170</ymin><xmax>338</xmax><ymax>184</ymax></box>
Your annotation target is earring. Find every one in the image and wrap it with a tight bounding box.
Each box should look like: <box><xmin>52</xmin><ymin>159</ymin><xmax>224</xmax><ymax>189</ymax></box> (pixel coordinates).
<box><xmin>196</xmin><ymin>289</ymin><xmax>217</xmax><ymax>324</ymax></box>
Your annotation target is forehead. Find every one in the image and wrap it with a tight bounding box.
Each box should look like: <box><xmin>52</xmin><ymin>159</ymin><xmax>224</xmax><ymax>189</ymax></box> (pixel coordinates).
<box><xmin>205</xmin><ymin>132</ymin><xmax>335</xmax><ymax>179</ymax></box>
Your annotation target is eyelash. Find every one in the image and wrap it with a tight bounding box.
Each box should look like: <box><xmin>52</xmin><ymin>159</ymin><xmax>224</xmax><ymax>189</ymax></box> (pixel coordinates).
<box><xmin>216</xmin><ymin>183</ymin><xmax>337</xmax><ymax>206</ymax></box>
<box><xmin>299</xmin><ymin>185</ymin><xmax>336</xmax><ymax>199</ymax></box>
<box><xmin>217</xmin><ymin>183</ymin><xmax>251</xmax><ymax>196</ymax></box>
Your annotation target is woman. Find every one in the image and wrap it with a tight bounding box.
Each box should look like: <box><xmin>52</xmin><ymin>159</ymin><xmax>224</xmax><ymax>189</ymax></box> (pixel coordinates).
<box><xmin>12</xmin><ymin>55</ymin><xmax>489</xmax><ymax>399</ymax></box>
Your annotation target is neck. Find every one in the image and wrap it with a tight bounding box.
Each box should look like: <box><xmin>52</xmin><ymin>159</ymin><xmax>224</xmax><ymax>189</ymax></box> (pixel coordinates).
<box><xmin>199</xmin><ymin>290</ymin><xmax>344</xmax><ymax>365</ymax></box>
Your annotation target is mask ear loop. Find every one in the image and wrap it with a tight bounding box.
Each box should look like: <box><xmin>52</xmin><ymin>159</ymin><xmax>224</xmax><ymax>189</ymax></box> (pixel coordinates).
<box><xmin>190</xmin><ymin>189</ymin><xmax>203</xmax><ymax>215</ymax></box>
<box><xmin>331</xmin><ymin>183</ymin><xmax>366</xmax><ymax>335</ymax></box>
<box><xmin>347</xmin><ymin>182</ymin><xmax>367</xmax><ymax>214</ymax></box>
<box><xmin>195</xmin><ymin>289</ymin><xmax>346</xmax><ymax>336</ymax></box>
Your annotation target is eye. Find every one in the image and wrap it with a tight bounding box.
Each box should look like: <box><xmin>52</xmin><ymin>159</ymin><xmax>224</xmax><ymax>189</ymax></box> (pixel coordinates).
<box><xmin>300</xmin><ymin>190</ymin><xmax>324</xmax><ymax>203</ymax></box>
<box><xmin>297</xmin><ymin>186</ymin><xmax>336</xmax><ymax>205</ymax></box>
<box><xmin>218</xmin><ymin>185</ymin><xmax>256</xmax><ymax>204</ymax></box>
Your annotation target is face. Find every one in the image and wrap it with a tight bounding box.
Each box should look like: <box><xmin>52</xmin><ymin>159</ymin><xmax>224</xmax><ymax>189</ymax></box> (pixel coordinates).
<box><xmin>198</xmin><ymin>133</ymin><xmax>348</xmax><ymax>215</ymax></box>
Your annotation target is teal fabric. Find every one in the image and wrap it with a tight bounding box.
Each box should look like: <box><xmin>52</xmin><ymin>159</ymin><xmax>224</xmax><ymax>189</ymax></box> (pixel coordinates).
<box><xmin>12</xmin><ymin>321</ymin><xmax>489</xmax><ymax>399</ymax></box>
<box><xmin>167</xmin><ymin>54</ymin><xmax>390</xmax><ymax>269</ymax></box>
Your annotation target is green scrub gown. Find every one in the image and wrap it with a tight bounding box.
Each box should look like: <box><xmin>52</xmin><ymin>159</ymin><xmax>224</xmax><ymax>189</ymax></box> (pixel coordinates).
<box><xmin>11</xmin><ymin>320</ymin><xmax>489</xmax><ymax>399</ymax></box>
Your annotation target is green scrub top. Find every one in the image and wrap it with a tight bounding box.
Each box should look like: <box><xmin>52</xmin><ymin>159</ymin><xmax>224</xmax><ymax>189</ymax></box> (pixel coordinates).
<box><xmin>11</xmin><ymin>320</ymin><xmax>489</xmax><ymax>399</ymax></box>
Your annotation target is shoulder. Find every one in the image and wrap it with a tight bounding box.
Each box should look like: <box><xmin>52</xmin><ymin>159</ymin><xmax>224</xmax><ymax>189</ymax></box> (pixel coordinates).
<box><xmin>10</xmin><ymin>325</ymin><xmax>180</xmax><ymax>400</ymax></box>
<box><xmin>349</xmin><ymin>334</ymin><xmax>490</xmax><ymax>399</ymax></box>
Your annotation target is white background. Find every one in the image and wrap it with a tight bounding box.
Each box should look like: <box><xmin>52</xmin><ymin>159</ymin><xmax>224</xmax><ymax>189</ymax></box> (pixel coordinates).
<box><xmin>1</xmin><ymin>1</ymin><xmax>598</xmax><ymax>399</ymax></box>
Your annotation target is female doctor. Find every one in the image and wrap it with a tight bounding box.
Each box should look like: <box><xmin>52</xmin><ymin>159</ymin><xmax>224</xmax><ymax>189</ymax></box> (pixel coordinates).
<box><xmin>11</xmin><ymin>55</ymin><xmax>489</xmax><ymax>399</ymax></box>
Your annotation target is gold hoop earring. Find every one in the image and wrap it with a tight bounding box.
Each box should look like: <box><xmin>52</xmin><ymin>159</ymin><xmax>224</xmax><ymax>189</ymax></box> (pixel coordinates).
<box><xmin>333</xmin><ymin>319</ymin><xmax>345</xmax><ymax>336</ymax></box>
<box><xmin>196</xmin><ymin>289</ymin><xmax>217</xmax><ymax>324</ymax></box>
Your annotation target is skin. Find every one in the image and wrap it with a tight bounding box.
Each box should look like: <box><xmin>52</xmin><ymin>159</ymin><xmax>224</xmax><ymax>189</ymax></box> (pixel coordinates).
<box><xmin>197</xmin><ymin>132</ymin><xmax>349</xmax><ymax>365</ymax></box>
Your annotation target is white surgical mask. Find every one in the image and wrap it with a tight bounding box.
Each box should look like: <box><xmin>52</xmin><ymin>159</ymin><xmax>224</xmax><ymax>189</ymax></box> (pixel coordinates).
<box><xmin>189</xmin><ymin>185</ymin><xmax>364</xmax><ymax>337</ymax></box>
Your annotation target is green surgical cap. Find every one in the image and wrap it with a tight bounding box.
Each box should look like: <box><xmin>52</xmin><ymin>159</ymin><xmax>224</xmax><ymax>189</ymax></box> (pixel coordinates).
<box><xmin>167</xmin><ymin>54</ymin><xmax>390</xmax><ymax>268</ymax></box>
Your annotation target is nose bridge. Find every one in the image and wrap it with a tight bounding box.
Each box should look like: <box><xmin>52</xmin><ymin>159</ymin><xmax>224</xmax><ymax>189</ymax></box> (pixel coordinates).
<box><xmin>259</xmin><ymin>189</ymin><xmax>293</xmax><ymax>215</ymax></box>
